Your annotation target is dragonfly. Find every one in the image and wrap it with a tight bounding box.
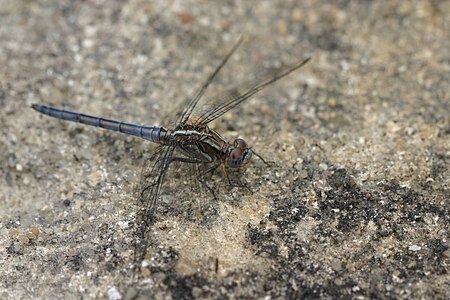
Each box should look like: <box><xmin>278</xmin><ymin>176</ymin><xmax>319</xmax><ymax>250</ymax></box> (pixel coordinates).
<box><xmin>32</xmin><ymin>38</ymin><xmax>310</xmax><ymax>266</ymax></box>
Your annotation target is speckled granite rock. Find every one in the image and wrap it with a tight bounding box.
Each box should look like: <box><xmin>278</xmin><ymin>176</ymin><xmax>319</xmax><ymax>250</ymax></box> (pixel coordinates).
<box><xmin>1</xmin><ymin>0</ymin><xmax>448</xmax><ymax>299</ymax></box>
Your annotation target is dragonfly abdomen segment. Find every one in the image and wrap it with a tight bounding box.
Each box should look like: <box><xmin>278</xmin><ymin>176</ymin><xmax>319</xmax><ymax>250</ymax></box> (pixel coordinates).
<box><xmin>31</xmin><ymin>104</ymin><xmax>163</xmax><ymax>142</ymax></box>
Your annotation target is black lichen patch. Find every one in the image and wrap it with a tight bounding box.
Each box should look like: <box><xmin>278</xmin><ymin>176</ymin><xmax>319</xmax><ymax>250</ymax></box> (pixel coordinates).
<box><xmin>164</xmin><ymin>275</ymin><xmax>194</xmax><ymax>300</ymax></box>
<box><xmin>314</xmin><ymin>168</ymin><xmax>449</xmax><ymax>241</ymax></box>
<box><xmin>3</xmin><ymin>216</ymin><xmax>21</xmax><ymax>229</ymax></box>
<box><xmin>65</xmin><ymin>254</ymin><xmax>82</xmax><ymax>272</ymax></box>
<box><xmin>247</xmin><ymin>222</ymin><xmax>279</xmax><ymax>258</ymax></box>
<box><xmin>163</xmin><ymin>273</ymin><xmax>209</xmax><ymax>300</ymax></box>
<box><xmin>147</xmin><ymin>246</ymin><xmax>179</xmax><ymax>274</ymax></box>
<box><xmin>242</xmin><ymin>164</ymin><xmax>450</xmax><ymax>298</ymax></box>
<box><xmin>6</xmin><ymin>244</ymin><xmax>24</xmax><ymax>256</ymax></box>
<box><xmin>427</xmin><ymin>238</ymin><xmax>449</xmax><ymax>257</ymax></box>
<box><xmin>377</xmin><ymin>181</ymin><xmax>449</xmax><ymax>228</ymax></box>
<box><xmin>268</xmin><ymin>196</ymin><xmax>308</xmax><ymax>232</ymax></box>
<box><xmin>392</xmin><ymin>250</ymin><xmax>427</xmax><ymax>279</ymax></box>
<box><xmin>425</xmin><ymin>238</ymin><xmax>449</xmax><ymax>275</ymax></box>
<box><xmin>286</xmin><ymin>278</ymin><xmax>360</xmax><ymax>299</ymax></box>
<box><xmin>316</xmin><ymin>168</ymin><xmax>378</xmax><ymax>233</ymax></box>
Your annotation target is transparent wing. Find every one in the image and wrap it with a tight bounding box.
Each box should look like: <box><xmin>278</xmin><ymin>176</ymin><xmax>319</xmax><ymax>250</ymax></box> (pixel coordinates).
<box><xmin>161</xmin><ymin>38</ymin><xmax>243</xmax><ymax>128</ymax></box>
<box><xmin>139</xmin><ymin>145</ymin><xmax>175</xmax><ymax>213</ymax></box>
<box><xmin>190</xmin><ymin>57</ymin><xmax>311</xmax><ymax>126</ymax></box>
<box><xmin>133</xmin><ymin>143</ymin><xmax>176</xmax><ymax>267</ymax></box>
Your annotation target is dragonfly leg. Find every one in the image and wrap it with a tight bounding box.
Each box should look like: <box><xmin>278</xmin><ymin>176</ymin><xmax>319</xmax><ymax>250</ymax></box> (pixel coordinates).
<box><xmin>251</xmin><ymin>149</ymin><xmax>272</xmax><ymax>166</ymax></box>
<box><xmin>198</xmin><ymin>175</ymin><xmax>218</xmax><ymax>201</ymax></box>
<box><xmin>170</xmin><ymin>157</ymin><xmax>203</xmax><ymax>164</ymax></box>
<box><xmin>197</xmin><ymin>161</ymin><xmax>223</xmax><ymax>201</ymax></box>
<box><xmin>200</xmin><ymin>161</ymin><xmax>222</xmax><ymax>176</ymax></box>
<box><xmin>221</xmin><ymin>164</ymin><xmax>252</xmax><ymax>193</ymax></box>
<box><xmin>167</xmin><ymin>157</ymin><xmax>221</xmax><ymax>201</ymax></box>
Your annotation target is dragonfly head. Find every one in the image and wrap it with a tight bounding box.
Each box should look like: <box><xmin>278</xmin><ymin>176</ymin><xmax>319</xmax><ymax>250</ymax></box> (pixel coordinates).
<box><xmin>227</xmin><ymin>138</ymin><xmax>252</xmax><ymax>168</ymax></box>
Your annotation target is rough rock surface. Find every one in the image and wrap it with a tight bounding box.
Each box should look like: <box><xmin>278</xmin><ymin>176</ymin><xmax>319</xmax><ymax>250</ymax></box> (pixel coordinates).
<box><xmin>1</xmin><ymin>1</ymin><xmax>449</xmax><ymax>299</ymax></box>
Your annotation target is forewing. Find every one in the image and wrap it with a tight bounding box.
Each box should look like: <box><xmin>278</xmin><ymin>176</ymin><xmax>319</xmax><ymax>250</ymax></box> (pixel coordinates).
<box><xmin>191</xmin><ymin>57</ymin><xmax>311</xmax><ymax>126</ymax></box>
<box><xmin>161</xmin><ymin>38</ymin><xmax>243</xmax><ymax>128</ymax></box>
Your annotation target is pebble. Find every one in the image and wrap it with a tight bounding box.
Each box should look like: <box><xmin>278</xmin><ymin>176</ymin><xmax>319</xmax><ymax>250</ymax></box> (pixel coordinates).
<box><xmin>319</xmin><ymin>163</ymin><xmax>328</xmax><ymax>170</ymax></box>
<box><xmin>108</xmin><ymin>286</ymin><xmax>122</xmax><ymax>300</ymax></box>
<box><xmin>18</xmin><ymin>234</ymin><xmax>30</xmax><ymax>244</ymax></box>
<box><xmin>1</xmin><ymin>215</ymin><xmax>11</xmax><ymax>223</ymax></box>
<box><xmin>9</xmin><ymin>228</ymin><xmax>20</xmax><ymax>238</ymax></box>
<box><xmin>408</xmin><ymin>245</ymin><xmax>421</xmax><ymax>251</ymax></box>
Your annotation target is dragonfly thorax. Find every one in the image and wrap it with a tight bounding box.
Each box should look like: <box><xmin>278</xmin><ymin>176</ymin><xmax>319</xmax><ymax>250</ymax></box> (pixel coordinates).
<box><xmin>165</xmin><ymin>125</ymin><xmax>229</xmax><ymax>163</ymax></box>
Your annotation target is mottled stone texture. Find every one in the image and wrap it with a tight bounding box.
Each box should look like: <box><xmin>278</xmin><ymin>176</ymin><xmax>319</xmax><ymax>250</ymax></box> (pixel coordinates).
<box><xmin>1</xmin><ymin>1</ymin><xmax>448</xmax><ymax>299</ymax></box>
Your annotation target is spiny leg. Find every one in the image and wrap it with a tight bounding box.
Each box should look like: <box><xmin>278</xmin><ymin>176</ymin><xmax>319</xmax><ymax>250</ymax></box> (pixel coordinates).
<box><xmin>169</xmin><ymin>157</ymin><xmax>220</xmax><ymax>214</ymax></box>
<box><xmin>167</xmin><ymin>156</ymin><xmax>221</xmax><ymax>210</ymax></box>
<box><xmin>251</xmin><ymin>148</ymin><xmax>271</xmax><ymax>166</ymax></box>
<box><xmin>196</xmin><ymin>161</ymin><xmax>223</xmax><ymax>201</ymax></box>
<box><xmin>221</xmin><ymin>164</ymin><xmax>253</xmax><ymax>194</ymax></box>
<box><xmin>168</xmin><ymin>156</ymin><xmax>218</xmax><ymax>199</ymax></box>
<box><xmin>192</xmin><ymin>162</ymin><xmax>213</xmax><ymax>212</ymax></box>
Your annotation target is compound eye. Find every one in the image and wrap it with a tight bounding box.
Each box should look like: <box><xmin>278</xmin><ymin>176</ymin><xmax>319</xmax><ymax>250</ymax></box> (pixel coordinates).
<box><xmin>230</xmin><ymin>148</ymin><xmax>243</xmax><ymax>161</ymax></box>
<box><xmin>234</xmin><ymin>138</ymin><xmax>248</xmax><ymax>149</ymax></box>
<box><xmin>228</xmin><ymin>148</ymin><xmax>243</xmax><ymax>168</ymax></box>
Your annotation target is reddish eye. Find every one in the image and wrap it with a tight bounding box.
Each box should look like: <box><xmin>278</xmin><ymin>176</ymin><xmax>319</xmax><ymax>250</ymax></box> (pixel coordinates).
<box><xmin>234</xmin><ymin>138</ymin><xmax>248</xmax><ymax>149</ymax></box>
<box><xmin>230</xmin><ymin>148</ymin><xmax>243</xmax><ymax>160</ymax></box>
<box><xmin>229</xmin><ymin>138</ymin><xmax>251</xmax><ymax>168</ymax></box>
